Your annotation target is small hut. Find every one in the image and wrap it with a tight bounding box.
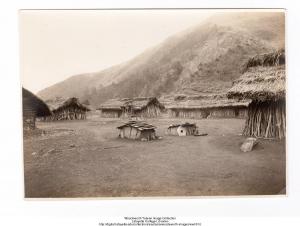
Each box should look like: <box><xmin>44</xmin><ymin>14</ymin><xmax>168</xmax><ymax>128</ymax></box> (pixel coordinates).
<box><xmin>47</xmin><ymin>97</ymin><xmax>90</xmax><ymax>121</ymax></box>
<box><xmin>121</xmin><ymin>97</ymin><xmax>165</xmax><ymax>118</ymax></box>
<box><xmin>22</xmin><ymin>87</ymin><xmax>51</xmax><ymax>130</ymax></box>
<box><xmin>117</xmin><ymin>121</ymin><xmax>157</xmax><ymax>141</ymax></box>
<box><xmin>165</xmin><ymin>95</ymin><xmax>250</xmax><ymax>119</ymax></box>
<box><xmin>227</xmin><ymin>49</ymin><xmax>285</xmax><ymax>139</ymax></box>
<box><xmin>167</xmin><ymin>123</ymin><xmax>198</xmax><ymax>136</ymax></box>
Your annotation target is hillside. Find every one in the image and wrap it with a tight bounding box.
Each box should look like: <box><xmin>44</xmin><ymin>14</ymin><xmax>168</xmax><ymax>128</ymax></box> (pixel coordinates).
<box><xmin>37</xmin><ymin>12</ymin><xmax>285</xmax><ymax>107</ymax></box>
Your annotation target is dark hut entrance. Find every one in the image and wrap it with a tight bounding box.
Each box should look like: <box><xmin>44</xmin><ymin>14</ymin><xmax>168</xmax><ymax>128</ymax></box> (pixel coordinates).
<box><xmin>234</xmin><ymin>109</ymin><xmax>239</xmax><ymax>117</ymax></box>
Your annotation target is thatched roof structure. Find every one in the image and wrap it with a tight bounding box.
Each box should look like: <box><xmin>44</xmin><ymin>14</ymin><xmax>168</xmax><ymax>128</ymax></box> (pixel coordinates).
<box><xmin>243</xmin><ymin>48</ymin><xmax>285</xmax><ymax>70</ymax></box>
<box><xmin>164</xmin><ymin>94</ymin><xmax>250</xmax><ymax>110</ymax></box>
<box><xmin>117</xmin><ymin>121</ymin><xmax>156</xmax><ymax>131</ymax></box>
<box><xmin>55</xmin><ymin>97</ymin><xmax>90</xmax><ymax>112</ymax></box>
<box><xmin>47</xmin><ymin>97</ymin><xmax>90</xmax><ymax>113</ymax></box>
<box><xmin>97</xmin><ymin>98</ymin><xmax>128</xmax><ymax>110</ymax></box>
<box><xmin>228</xmin><ymin>49</ymin><xmax>286</xmax><ymax>101</ymax></box>
<box><xmin>98</xmin><ymin>97</ymin><xmax>164</xmax><ymax>111</ymax></box>
<box><xmin>124</xmin><ymin>97</ymin><xmax>165</xmax><ymax>110</ymax></box>
<box><xmin>22</xmin><ymin>87</ymin><xmax>51</xmax><ymax>117</ymax></box>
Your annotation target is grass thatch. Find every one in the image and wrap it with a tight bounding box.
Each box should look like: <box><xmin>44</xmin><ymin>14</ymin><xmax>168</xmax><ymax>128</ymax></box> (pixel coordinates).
<box><xmin>227</xmin><ymin>65</ymin><xmax>285</xmax><ymax>101</ymax></box>
<box><xmin>228</xmin><ymin>49</ymin><xmax>286</xmax><ymax>139</ymax></box>
<box><xmin>97</xmin><ymin>99</ymin><xmax>126</xmax><ymax>110</ymax></box>
<box><xmin>164</xmin><ymin>94</ymin><xmax>250</xmax><ymax>110</ymax></box>
<box><xmin>48</xmin><ymin>97</ymin><xmax>90</xmax><ymax>112</ymax></box>
<box><xmin>117</xmin><ymin>121</ymin><xmax>156</xmax><ymax>131</ymax></box>
<box><xmin>125</xmin><ymin>97</ymin><xmax>165</xmax><ymax>110</ymax></box>
<box><xmin>22</xmin><ymin>87</ymin><xmax>51</xmax><ymax>117</ymax></box>
<box><xmin>98</xmin><ymin>97</ymin><xmax>165</xmax><ymax>111</ymax></box>
<box><xmin>243</xmin><ymin>49</ymin><xmax>285</xmax><ymax>70</ymax></box>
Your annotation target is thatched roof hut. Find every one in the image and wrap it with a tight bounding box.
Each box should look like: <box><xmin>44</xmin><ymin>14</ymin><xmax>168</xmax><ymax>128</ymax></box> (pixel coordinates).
<box><xmin>97</xmin><ymin>98</ymin><xmax>128</xmax><ymax>118</ymax></box>
<box><xmin>53</xmin><ymin>97</ymin><xmax>90</xmax><ymax>113</ymax></box>
<box><xmin>45</xmin><ymin>97</ymin><xmax>90</xmax><ymax>121</ymax></box>
<box><xmin>163</xmin><ymin>94</ymin><xmax>250</xmax><ymax>119</ymax></box>
<box><xmin>97</xmin><ymin>99</ymin><xmax>127</xmax><ymax>111</ymax></box>
<box><xmin>123</xmin><ymin>97</ymin><xmax>164</xmax><ymax>110</ymax></box>
<box><xmin>167</xmin><ymin>95</ymin><xmax>250</xmax><ymax>110</ymax></box>
<box><xmin>98</xmin><ymin>97</ymin><xmax>165</xmax><ymax>118</ymax></box>
<box><xmin>227</xmin><ymin>49</ymin><xmax>286</xmax><ymax>139</ymax></box>
<box><xmin>22</xmin><ymin>87</ymin><xmax>51</xmax><ymax>129</ymax></box>
<box><xmin>227</xmin><ymin>65</ymin><xmax>285</xmax><ymax>101</ymax></box>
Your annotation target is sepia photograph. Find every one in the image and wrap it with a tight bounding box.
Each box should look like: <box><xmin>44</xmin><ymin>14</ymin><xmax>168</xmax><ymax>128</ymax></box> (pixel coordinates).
<box><xmin>20</xmin><ymin>9</ymin><xmax>286</xmax><ymax>198</ymax></box>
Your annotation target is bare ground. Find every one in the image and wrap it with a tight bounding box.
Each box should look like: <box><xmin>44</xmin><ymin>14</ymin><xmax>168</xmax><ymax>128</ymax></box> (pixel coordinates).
<box><xmin>23</xmin><ymin>117</ymin><xmax>286</xmax><ymax>198</ymax></box>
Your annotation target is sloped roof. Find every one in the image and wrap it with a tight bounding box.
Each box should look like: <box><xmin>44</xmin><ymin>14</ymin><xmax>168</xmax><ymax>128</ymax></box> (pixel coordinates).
<box><xmin>98</xmin><ymin>97</ymin><xmax>164</xmax><ymax>111</ymax></box>
<box><xmin>46</xmin><ymin>97</ymin><xmax>90</xmax><ymax>112</ymax></box>
<box><xmin>97</xmin><ymin>98</ymin><xmax>128</xmax><ymax>110</ymax></box>
<box><xmin>227</xmin><ymin>49</ymin><xmax>285</xmax><ymax>101</ymax></box>
<box><xmin>124</xmin><ymin>97</ymin><xmax>165</xmax><ymax>110</ymax></box>
<box><xmin>163</xmin><ymin>94</ymin><xmax>250</xmax><ymax>110</ymax></box>
<box><xmin>22</xmin><ymin>87</ymin><xmax>51</xmax><ymax>117</ymax></box>
<box><xmin>168</xmin><ymin>122</ymin><xmax>197</xmax><ymax>129</ymax></box>
<box><xmin>117</xmin><ymin>121</ymin><xmax>156</xmax><ymax>131</ymax></box>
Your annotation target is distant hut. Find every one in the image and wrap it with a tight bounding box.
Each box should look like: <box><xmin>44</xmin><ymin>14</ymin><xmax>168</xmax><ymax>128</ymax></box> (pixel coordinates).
<box><xmin>98</xmin><ymin>97</ymin><xmax>165</xmax><ymax>118</ymax></box>
<box><xmin>117</xmin><ymin>121</ymin><xmax>157</xmax><ymax>141</ymax></box>
<box><xmin>22</xmin><ymin>87</ymin><xmax>51</xmax><ymax>130</ymax></box>
<box><xmin>167</xmin><ymin>123</ymin><xmax>198</xmax><ymax>136</ymax></box>
<box><xmin>122</xmin><ymin>97</ymin><xmax>165</xmax><ymax>118</ymax></box>
<box><xmin>97</xmin><ymin>99</ymin><xmax>126</xmax><ymax>118</ymax></box>
<box><xmin>227</xmin><ymin>49</ymin><xmax>285</xmax><ymax>139</ymax></box>
<box><xmin>48</xmin><ymin>97</ymin><xmax>90</xmax><ymax>120</ymax></box>
<box><xmin>165</xmin><ymin>95</ymin><xmax>250</xmax><ymax>119</ymax></box>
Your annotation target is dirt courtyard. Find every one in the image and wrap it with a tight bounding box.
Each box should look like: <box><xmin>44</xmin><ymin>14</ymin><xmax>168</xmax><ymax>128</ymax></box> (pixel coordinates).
<box><xmin>23</xmin><ymin>116</ymin><xmax>286</xmax><ymax>198</ymax></box>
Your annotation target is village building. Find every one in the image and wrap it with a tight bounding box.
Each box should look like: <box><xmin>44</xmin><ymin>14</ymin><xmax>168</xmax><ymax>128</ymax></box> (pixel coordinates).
<box><xmin>46</xmin><ymin>97</ymin><xmax>90</xmax><ymax>121</ymax></box>
<box><xmin>97</xmin><ymin>99</ymin><xmax>127</xmax><ymax>118</ymax></box>
<box><xmin>117</xmin><ymin>121</ymin><xmax>157</xmax><ymax>141</ymax></box>
<box><xmin>98</xmin><ymin>97</ymin><xmax>165</xmax><ymax>118</ymax></box>
<box><xmin>227</xmin><ymin>49</ymin><xmax>285</xmax><ymax>139</ymax></box>
<box><xmin>22</xmin><ymin>87</ymin><xmax>51</xmax><ymax>130</ymax></box>
<box><xmin>122</xmin><ymin>97</ymin><xmax>165</xmax><ymax>118</ymax></box>
<box><xmin>164</xmin><ymin>95</ymin><xmax>250</xmax><ymax>119</ymax></box>
<box><xmin>167</xmin><ymin>123</ymin><xmax>198</xmax><ymax>136</ymax></box>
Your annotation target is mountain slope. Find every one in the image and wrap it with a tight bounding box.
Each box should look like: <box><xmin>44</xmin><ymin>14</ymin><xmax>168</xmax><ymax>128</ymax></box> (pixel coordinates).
<box><xmin>37</xmin><ymin>12</ymin><xmax>285</xmax><ymax>106</ymax></box>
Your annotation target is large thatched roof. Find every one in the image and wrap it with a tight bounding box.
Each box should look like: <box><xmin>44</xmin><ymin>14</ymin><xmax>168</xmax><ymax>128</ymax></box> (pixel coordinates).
<box><xmin>22</xmin><ymin>87</ymin><xmax>51</xmax><ymax>117</ymax></box>
<box><xmin>98</xmin><ymin>97</ymin><xmax>164</xmax><ymax>111</ymax></box>
<box><xmin>228</xmin><ymin>49</ymin><xmax>286</xmax><ymax>101</ymax></box>
<box><xmin>55</xmin><ymin>97</ymin><xmax>90</xmax><ymax>112</ymax></box>
<box><xmin>46</xmin><ymin>97</ymin><xmax>90</xmax><ymax>112</ymax></box>
<box><xmin>163</xmin><ymin>94</ymin><xmax>250</xmax><ymax>110</ymax></box>
<box><xmin>125</xmin><ymin>97</ymin><xmax>165</xmax><ymax>110</ymax></box>
<box><xmin>97</xmin><ymin>98</ymin><xmax>128</xmax><ymax>110</ymax></box>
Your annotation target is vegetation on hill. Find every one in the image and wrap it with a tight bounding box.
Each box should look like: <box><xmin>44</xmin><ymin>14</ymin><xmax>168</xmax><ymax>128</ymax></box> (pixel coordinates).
<box><xmin>37</xmin><ymin>12</ymin><xmax>284</xmax><ymax>108</ymax></box>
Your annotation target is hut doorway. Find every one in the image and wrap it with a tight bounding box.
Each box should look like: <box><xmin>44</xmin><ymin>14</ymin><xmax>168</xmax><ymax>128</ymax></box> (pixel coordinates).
<box><xmin>177</xmin><ymin>126</ymin><xmax>187</xmax><ymax>136</ymax></box>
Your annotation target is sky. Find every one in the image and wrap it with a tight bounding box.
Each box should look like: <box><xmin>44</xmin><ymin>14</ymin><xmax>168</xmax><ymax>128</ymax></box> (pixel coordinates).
<box><xmin>20</xmin><ymin>10</ymin><xmax>213</xmax><ymax>93</ymax></box>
